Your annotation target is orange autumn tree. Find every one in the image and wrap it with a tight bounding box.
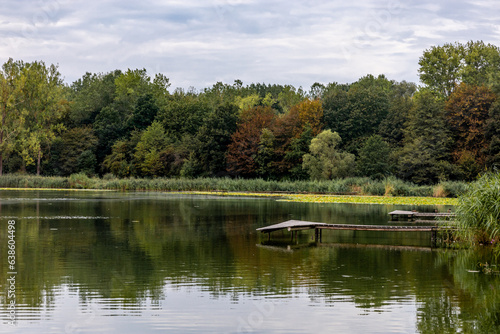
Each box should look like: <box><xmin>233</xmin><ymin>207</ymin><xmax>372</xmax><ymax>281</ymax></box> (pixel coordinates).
<box><xmin>445</xmin><ymin>83</ymin><xmax>496</xmax><ymax>170</ymax></box>
<box><xmin>226</xmin><ymin>106</ymin><xmax>276</xmax><ymax>177</ymax></box>
<box><xmin>293</xmin><ymin>98</ymin><xmax>323</xmax><ymax>137</ymax></box>
<box><xmin>270</xmin><ymin>99</ymin><xmax>323</xmax><ymax>178</ymax></box>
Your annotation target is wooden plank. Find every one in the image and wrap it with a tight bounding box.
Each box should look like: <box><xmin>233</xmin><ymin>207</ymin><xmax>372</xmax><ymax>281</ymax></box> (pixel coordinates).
<box><xmin>257</xmin><ymin>220</ymin><xmax>454</xmax><ymax>233</ymax></box>
<box><xmin>257</xmin><ymin>220</ymin><xmax>327</xmax><ymax>233</ymax></box>
<box><xmin>388</xmin><ymin>210</ymin><xmax>415</xmax><ymax>216</ymax></box>
<box><xmin>414</xmin><ymin>219</ymin><xmax>455</xmax><ymax>224</ymax></box>
<box><xmin>317</xmin><ymin>224</ymin><xmax>437</xmax><ymax>232</ymax></box>
<box><xmin>414</xmin><ymin>212</ymin><xmax>455</xmax><ymax>217</ymax></box>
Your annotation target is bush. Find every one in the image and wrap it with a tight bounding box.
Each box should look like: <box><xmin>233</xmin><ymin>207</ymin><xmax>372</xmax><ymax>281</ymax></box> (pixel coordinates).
<box><xmin>455</xmin><ymin>172</ymin><xmax>500</xmax><ymax>245</ymax></box>
<box><xmin>68</xmin><ymin>173</ymin><xmax>95</xmax><ymax>189</ymax></box>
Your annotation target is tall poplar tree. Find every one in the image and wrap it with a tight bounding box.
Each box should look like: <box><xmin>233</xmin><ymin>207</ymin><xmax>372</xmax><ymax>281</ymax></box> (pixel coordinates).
<box><xmin>397</xmin><ymin>90</ymin><xmax>452</xmax><ymax>184</ymax></box>
<box><xmin>0</xmin><ymin>59</ymin><xmax>25</xmax><ymax>175</ymax></box>
<box><xmin>18</xmin><ymin>60</ymin><xmax>67</xmax><ymax>175</ymax></box>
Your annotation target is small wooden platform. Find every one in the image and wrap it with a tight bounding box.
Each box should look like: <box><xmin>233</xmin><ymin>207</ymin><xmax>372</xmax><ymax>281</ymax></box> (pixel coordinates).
<box><xmin>388</xmin><ymin>210</ymin><xmax>455</xmax><ymax>221</ymax></box>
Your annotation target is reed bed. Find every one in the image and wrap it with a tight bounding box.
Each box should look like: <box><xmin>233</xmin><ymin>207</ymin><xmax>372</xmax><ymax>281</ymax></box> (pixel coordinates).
<box><xmin>455</xmin><ymin>172</ymin><xmax>500</xmax><ymax>246</ymax></box>
<box><xmin>0</xmin><ymin>173</ymin><xmax>468</xmax><ymax>198</ymax></box>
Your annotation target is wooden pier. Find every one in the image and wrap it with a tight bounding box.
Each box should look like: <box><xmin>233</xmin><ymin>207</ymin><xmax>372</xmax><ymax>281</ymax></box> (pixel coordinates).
<box><xmin>257</xmin><ymin>219</ymin><xmax>454</xmax><ymax>247</ymax></box>
<box><xmin>388</xmin><ymin>210</ymin><xmax>455</xmax><ymax>221</ymax></box>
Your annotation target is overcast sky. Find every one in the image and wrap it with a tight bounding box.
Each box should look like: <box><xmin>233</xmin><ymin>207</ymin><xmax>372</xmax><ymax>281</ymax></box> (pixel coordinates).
<box><xmin>1</xmin><ymin>0</ymin><xmax>499</xmax><ymax>90</ymax></box>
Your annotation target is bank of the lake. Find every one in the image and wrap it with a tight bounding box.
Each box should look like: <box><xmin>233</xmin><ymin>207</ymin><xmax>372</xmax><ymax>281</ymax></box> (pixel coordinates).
<box><xmin>0</xmin><ymin>173</ymin><xmax>466</xmax><ymax>202</ymax></box>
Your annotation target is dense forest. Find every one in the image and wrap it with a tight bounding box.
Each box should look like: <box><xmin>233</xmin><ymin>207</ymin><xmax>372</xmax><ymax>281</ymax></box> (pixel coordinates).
<box><xmin>1</xmin><ymin>40</ymin><xmax>500</xmax><ymax>185</ymax></box>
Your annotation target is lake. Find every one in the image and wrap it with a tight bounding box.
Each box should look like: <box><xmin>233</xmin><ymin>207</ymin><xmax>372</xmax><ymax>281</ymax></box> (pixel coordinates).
<box><xmin>0</xmin><ymin>190</ymin><xmax>499</xmax><ymax>333</ymax></box>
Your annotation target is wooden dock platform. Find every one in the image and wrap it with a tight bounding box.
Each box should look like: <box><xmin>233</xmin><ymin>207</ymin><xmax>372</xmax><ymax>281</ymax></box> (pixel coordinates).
<box><xmin>388</xmin><ymin>210</ymin><xmax>455</xmax><ymax>221</ymax></box>
<box><xmin>257</xmin><ymin>220</ymin><xmax>455</xmax><ymax>246</ymax></box>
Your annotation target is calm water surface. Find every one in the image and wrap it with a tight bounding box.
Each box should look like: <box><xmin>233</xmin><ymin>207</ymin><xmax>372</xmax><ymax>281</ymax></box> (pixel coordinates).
<box><xmin>0</xmin><ymin>190</ymin><xmax>498</xmax><ymax>333</ymax></box>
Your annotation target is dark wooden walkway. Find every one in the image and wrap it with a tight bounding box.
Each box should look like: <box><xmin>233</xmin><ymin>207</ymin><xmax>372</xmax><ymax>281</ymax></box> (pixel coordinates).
<box><xmin>257</xmin><ymin>220</ymin><xmax>454</xmax><ymax>246</ymax></box>
<box><xmin>256</xmin><ymin>220</ymin><xmax>440</xmax><ymax>233</ymax></box>
<box><xmin>388</xmin><ymin>210</ymin><xmax>455</xmax><ymax>221</ymax></box>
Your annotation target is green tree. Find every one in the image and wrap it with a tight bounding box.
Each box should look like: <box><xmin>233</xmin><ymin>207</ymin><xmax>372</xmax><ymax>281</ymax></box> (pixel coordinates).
<box><xmin>76</xmin><ymin>68</ymin><xmax>170</xmax><ymax>167</ymax></box>
<box><xmin>18</xmin><ymin>60</ymin><xmax>67</xmax><ymax>175</ymax></box>
<box><xmin>114</xmin><ymin>69</ymin><xmax>156</xmax><ymax>109</ymax></box>
<box><xmin>191</xmin><ymin>103</ymin><xmax>238</xmax><ymax>176</ymax></box>
<box><xmin>358</xmin><ymin>135</ymin><xmax>392</xmax><ymax>179</ymax></box>
<box><xmin>396</xmin><ymin>90</ymin><xmax>452</xmax><ymax>184</ymax></box>
<box><xmin>68</xmin><ymin>70</ymin><xmax>121</xmax><ymax>126</ymax></box>
<box><xmin>378</xmin><ymin>81</ymin><xmax>416</xmax><ymax>147</ymax></box>
<box><xmin>45</xmin><ymin>127</ymin><xmax>98</xmax><ymax>176</ymax></box>
<box><xmin>134</xmin><ymin>121</ymin><xmax>170</xmax><ymax>177</ymax></box>
<box><xmin>418</xmin><ymin>43</ymin><xmax>462</xmax><ymax>97</ymax></box>
<box><xmin>127</xmin><ymin>93</ymin><xmax>159</xmax><ymax>131</ymax></box>
<box><xmin>302</xmin><ymin>130</ymin><xmax>356</xmax><ymax>180</ymax></box>
<box><xmin>103</xmin><ymin>139</ymin><xmax>135</xmax><ymax>178</ymax></box>
<box><xmin>461</xmin><ymin>40</ymin><xmax>500</xmax><ymax>87</ymax></box>
<box><xmin>157</xmin><ymin>93</ymin><xmax>210</xmax><ymax>141</ymax></box>
<box><xmin>93</xmin><ymin>105</ymin><xmax>129</xmax><ymax>162</ymax></box>
<box><xmin>309</xmin><ymin>82</ymin><xmax>325</xmax><ymax>99</ymax></box>
<box><xmin>323</xmin><ymin>75</ymin><xmax>391</xmax><ymax>153</ymax></box>
<box><xmin>418</xmin><ymin>41</ymin><xmax>500</xmax><ymax>96</ymax></box>
<box><xmin>255</xmin><ymin>128</ymin><xmax>276</xmax><ymax>179</ymax></box>
<box><xmin>284</xmin><ymin>125</ymin><xmax>313</xmax><ymax>180</ymax></box>
<box><xmin>77</xmin><ymin>150</ymin><xmax>97</xmax><ymax>176</ymax></box>
<box><xmin>0</xmin><ymin>59</ymin><xmax>26</xmax><ymax>175</ymax></box>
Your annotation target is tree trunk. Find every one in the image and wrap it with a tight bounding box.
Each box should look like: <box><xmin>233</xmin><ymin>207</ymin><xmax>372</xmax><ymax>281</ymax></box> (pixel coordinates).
<box><xmin>37</xmin><ymin>148</ymin><xmax>41</xmax><ymax>176</ymax></box>
<box><xmin>0</xmin><ymin>127</ymin><xmax>3</xmax><ymax>176</ymax></box>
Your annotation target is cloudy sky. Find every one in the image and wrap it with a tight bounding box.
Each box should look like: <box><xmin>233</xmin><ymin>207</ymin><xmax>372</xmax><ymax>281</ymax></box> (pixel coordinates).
<box><xmin>1</xmin><ymin>0</ymin><xmax>499</xmax><ymax>90</ymax></box>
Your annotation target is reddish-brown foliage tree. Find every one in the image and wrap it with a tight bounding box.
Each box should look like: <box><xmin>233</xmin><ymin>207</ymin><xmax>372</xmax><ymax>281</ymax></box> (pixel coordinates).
<box><xmin>445</xmin><ymin>83</ymin><xmax>496</xmax><ymax>165</ymax></box>
<box><xmin>226</xmin><ymin>106</ymin><xmax>276</xmax><ymax>177</ymax></box>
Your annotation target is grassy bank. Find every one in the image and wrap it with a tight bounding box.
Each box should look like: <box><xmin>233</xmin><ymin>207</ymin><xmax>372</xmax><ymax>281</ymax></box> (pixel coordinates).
<box><xmin>0</xmin><ymin>173</ymin><xmax>468</xmax><ymax>197</ymax></box>
<box><xmin>0</xmin><ymin>173</ymin><xmax>467</xmax><ymax>196</ymax></box>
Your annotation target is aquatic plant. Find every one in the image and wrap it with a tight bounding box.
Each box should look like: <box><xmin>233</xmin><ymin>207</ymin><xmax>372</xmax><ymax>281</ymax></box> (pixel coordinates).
<box><xmin>455</xmin><ymin>172</ymin><xmax>500</xmax><ymax>248</ymax></box>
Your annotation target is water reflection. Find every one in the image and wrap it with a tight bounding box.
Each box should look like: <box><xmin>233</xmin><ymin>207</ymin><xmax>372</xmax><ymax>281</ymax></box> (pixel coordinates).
<box><xmin>0</xmin><ymin>190</ymin><xmax>498</xmax><ymax>333</ymax></box>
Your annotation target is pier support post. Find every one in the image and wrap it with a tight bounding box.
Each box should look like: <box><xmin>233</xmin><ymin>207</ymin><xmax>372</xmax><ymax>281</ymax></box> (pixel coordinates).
<box><xmin>314</xmin><ymin>228</ymin><xmax>323</xmax><ymax>243</ymax></box>
<box><xmin>431</xmin><ymin>229</ymin><xmax>437</xmax><ymax>248</ymax></box>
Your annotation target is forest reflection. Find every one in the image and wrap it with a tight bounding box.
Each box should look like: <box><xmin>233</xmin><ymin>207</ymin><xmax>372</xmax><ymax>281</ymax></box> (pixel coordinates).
<box><xmin>0</xmin><ymin>191</ymin><xmax>498</xmax><ymax>333</ymax></box>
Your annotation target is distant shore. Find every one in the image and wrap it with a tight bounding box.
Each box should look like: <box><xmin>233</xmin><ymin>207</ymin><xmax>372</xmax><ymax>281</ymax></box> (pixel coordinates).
<box><xmin>0</xmin><ymin>174</ymin><xmax>461</xmax><ymax>206</ymax></box>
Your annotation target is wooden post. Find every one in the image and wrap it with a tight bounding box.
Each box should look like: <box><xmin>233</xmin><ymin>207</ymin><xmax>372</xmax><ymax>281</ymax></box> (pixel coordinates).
<box><xmin>431</xmin><ymin>229</ymin><xmax>437</xmax><ymax>248</ymax></box>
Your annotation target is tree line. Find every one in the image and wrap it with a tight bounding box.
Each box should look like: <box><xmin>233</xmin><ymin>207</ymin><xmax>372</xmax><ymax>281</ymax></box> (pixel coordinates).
<box><xmin>1</xmin><ymin>40</ymin><xmax>500</xmax><ymax>184</ymax></box>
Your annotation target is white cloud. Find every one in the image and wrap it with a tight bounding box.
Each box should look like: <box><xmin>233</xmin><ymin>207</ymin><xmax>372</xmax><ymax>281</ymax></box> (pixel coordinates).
<box><xmin>0</xmin><ymin>0</ymin><xmax>498</xmax><ymax>89</ymax></box>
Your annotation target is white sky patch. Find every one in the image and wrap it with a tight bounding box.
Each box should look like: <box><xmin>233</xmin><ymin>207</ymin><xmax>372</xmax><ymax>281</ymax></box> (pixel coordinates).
<box><xmin>0</xmin><ymin>0</ymin><xmax>498</xmax><ymax>89</ymax></box>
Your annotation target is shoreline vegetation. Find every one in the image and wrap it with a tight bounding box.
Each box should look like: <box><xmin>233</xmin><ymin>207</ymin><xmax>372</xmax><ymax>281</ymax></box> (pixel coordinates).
<box><xmin>0</xmin><ymin>173</ymin><xmax>462</xmax><ymax>205</ymax></box>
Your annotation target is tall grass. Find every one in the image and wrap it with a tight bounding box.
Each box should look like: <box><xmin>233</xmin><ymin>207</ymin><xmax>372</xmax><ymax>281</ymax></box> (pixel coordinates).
<box><xmin>0</xmin><ymin>174</ymin><xmax>469</xmax><ymax>197</ymax></box>
<box><xmin>455</xmin><ymin>172</ymin><xmax>500</xmax><ymax>247</ymax></box>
